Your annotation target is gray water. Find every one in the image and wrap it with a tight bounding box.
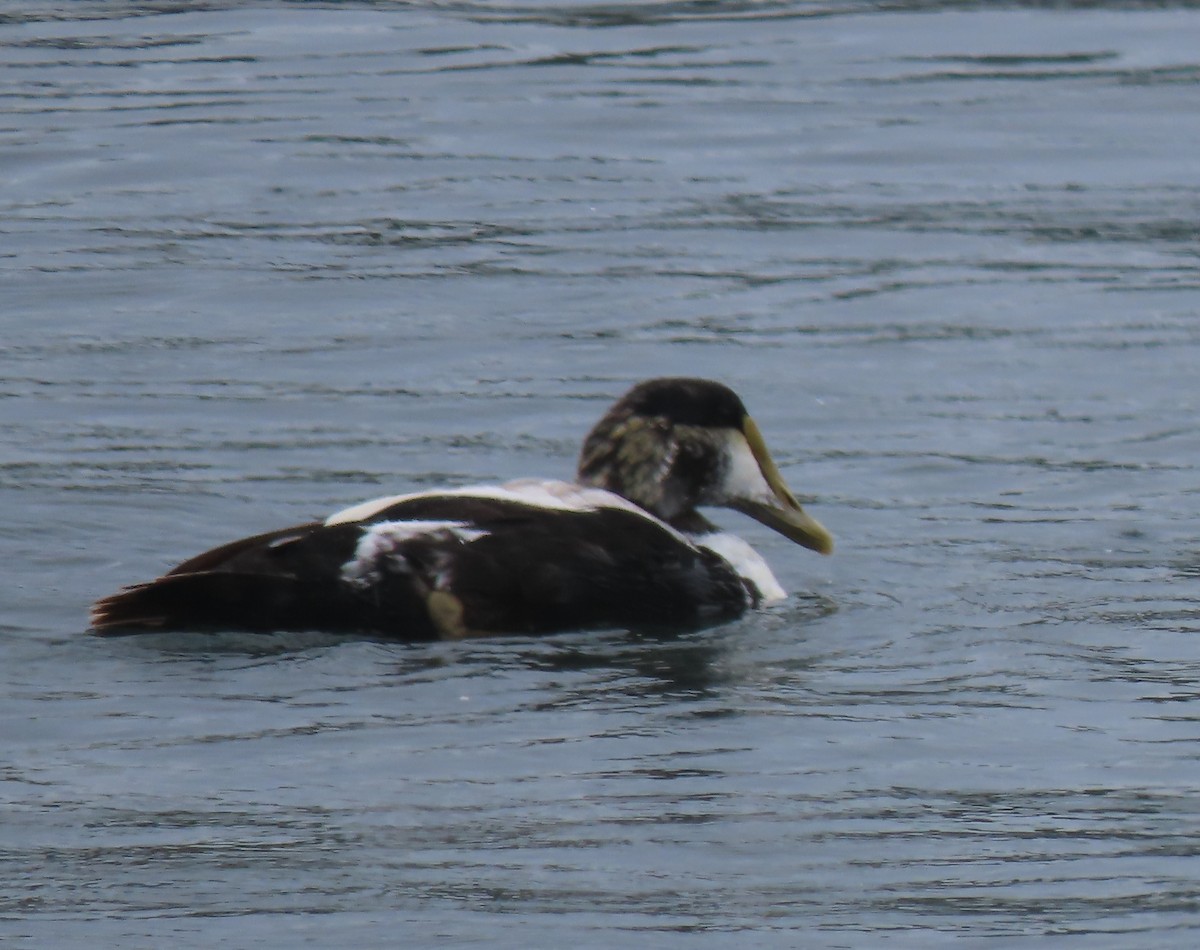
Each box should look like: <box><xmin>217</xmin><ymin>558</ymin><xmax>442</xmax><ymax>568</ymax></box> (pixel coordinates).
<box><xmin>3</xmin><ymin>1</ymin><xmax>1200</xmax><ymax>946</ymax></box>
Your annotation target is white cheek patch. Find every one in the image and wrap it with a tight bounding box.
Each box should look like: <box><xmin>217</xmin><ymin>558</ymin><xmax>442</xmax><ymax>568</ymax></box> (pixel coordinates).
<box><xmin>720</xmin><ymin>432</ymin><xmax>776</xmax><ymax>506</ymax></box>
<box><xmin>695</xmin><ymin>532</ymin><xmax>787</xmax><ymax>604</ymax></box>
<box><xmin>340</xmin><ymin>520</ymin><xmax>487</xmax><ymax>589</ymax></box>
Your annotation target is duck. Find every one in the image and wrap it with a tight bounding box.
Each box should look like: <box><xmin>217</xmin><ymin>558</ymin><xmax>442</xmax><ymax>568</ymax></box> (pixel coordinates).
<box><xmin>90</xmin><ymin>377</ymin><xmax>832</xmax><ymax>640</ymax></box>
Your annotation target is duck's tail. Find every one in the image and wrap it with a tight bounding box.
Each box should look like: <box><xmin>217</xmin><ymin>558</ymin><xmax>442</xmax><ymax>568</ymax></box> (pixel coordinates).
<box><xmin>89</xmin><ymin>571</ymin><xmax>358</xmax><ymax>636</ymax></box>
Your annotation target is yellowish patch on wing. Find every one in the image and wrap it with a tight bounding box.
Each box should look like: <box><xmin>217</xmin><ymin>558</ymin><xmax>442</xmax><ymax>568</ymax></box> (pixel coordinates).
<box><xmin>426</xmin><ymin>590</ymin><xmax>476</xmax><ymax>639</ymax></box>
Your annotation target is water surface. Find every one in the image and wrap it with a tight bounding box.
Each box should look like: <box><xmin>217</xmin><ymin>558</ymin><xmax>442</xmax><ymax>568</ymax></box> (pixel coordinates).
<box><xmin>3</xmin><ymin>2</ymin><xmax>1200</xmax><ymax>947</ymax></box>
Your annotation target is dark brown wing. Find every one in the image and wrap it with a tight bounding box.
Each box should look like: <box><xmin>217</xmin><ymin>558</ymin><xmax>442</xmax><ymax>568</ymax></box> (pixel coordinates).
<box><xmin>90</xmin><ymin>491</ymin><xmax>752</xmax><ymax>639</ymax></box>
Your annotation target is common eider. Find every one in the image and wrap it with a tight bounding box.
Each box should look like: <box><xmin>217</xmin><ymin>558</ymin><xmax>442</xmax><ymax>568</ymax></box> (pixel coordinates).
<box><xmin>90</xmin><ymin>377</ymin><xmax>832</xmax><ymax>639</ymax></box>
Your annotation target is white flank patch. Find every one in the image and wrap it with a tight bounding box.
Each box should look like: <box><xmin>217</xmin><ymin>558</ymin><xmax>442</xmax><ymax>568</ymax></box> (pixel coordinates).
<box><xmin>695</xmin><ymin>532</ymin><xmax>787</xmax><ymax>604</ymax></box>
<box><xmin>340</xmin><ymin>520</ymin><xmax>487</xmax><ymax>589</ymax></box>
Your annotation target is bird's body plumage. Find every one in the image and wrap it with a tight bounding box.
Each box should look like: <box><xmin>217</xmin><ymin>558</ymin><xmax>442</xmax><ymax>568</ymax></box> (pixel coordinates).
<box><xmin>90</xmin><ymin>378</ymin><xmax>832</xmax><ymax>640</ymax></box>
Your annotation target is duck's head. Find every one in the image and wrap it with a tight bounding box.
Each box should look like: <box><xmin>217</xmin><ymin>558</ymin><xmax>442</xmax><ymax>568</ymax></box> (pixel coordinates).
<box><xmin>577</xmin><ymin>378</ymin><xmax>833</xmax><ymax>554</ymax></box>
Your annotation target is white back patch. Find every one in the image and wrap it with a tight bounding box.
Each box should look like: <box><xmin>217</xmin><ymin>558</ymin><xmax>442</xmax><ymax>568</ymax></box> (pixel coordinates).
<box><xmin>325</xmin><ymin>478</ymin><xmax>682</xmax><ymax>537</ymax></box>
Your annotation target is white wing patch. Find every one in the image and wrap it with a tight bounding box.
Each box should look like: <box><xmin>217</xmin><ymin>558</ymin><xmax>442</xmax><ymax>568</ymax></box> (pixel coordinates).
<box><xmin>328</xmin><ymin>480</ymin><xmax>783</xmax><ymax>603</ymax></box>
<box><xmin>340</xmin><ymin>520</ymin><xmax>487</xmax><ymax>590</ymax></box>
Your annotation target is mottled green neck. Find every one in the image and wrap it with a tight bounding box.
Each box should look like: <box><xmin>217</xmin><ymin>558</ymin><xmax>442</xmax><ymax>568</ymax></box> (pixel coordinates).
<box><xmin>578</xmin><ymin>411</ymin><xmax>726</xmax><ymax>526</ymax></box>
